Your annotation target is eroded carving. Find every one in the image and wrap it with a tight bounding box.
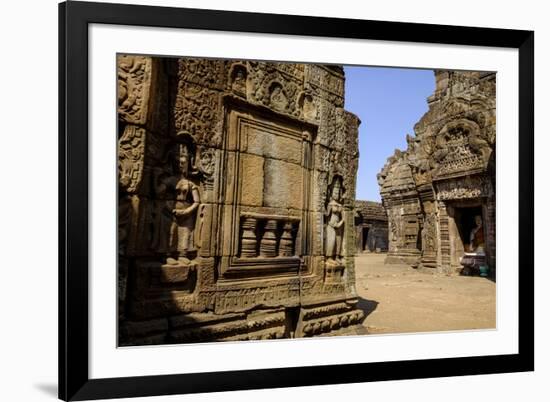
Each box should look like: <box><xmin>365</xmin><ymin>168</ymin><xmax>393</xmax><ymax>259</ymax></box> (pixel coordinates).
<box><xmin>325</xmin><ymin>175</ymin><xmax>345</xmax><ymax>267</ymax></box>
<box><xmin>118</xmin><ymin>55</ymin><xmax>152</xmax><ymax>124</ymax></box>
<box><xmin>118</xmin><ymin>125</ymin><xmax>145</xmax><ymax>193</ymax></box>
<box><xmin>167</xmin><ymin>140</ymin><xmax>201</xmax><ymax>265</ymax></box>
<box><xmin>118</xmin><ymin>56</ymin><xmax>362</xmax><ymax>346</ymax></box>
<box><xmin>435</xmin><ymin>175</ymin><xmax>493</xmax><ymax>200</ymax></box>
<box><xmin>229</xmin><ymin>63</ymin><xmax>247</xmax><ymax>97</ymax></box>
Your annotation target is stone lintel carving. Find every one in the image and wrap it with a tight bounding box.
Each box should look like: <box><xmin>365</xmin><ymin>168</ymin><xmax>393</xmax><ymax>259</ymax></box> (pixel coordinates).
<box><xmin>435</xmin><ymin>175</ymin><xmax>493</xmax><ymax>200</ymax></box>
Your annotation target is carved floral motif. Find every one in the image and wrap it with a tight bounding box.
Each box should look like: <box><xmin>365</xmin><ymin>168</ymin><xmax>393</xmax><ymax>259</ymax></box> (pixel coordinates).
<box><xmin>247</xmin><ymin>62</ymin><xmax>301</xmax><ymax>117</ymax></box>
<box><xmin>173</xmin><ymin>59</ymin><xmax>225</xmax><ymax>146</ymax></box>
<box><xmin>118</xmin><ymin>125</ymin><xmax>145</xmax><ymax>193</ymax></box>
<box><xmin>196</xmin><ymin>147</ymin><xmax>216</xmax><ymax>178</ymax></box>
<box><xmin>421</xmin><ymin>213</ymin><xmax>437</xmax><ymax>252</ymax></box>
<box><xmin>118</xmin><ymin>55</ymin><xmax>152</xmax><ymax>124</ymax></box>
<box><xmin>435</xmin><ymin>176</ymin><xmax>493</xmax><ymax>200</ymax></box>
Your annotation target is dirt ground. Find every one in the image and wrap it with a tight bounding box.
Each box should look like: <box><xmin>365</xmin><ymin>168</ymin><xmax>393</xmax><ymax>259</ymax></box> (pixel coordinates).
<box><xmin>355</xmin><ymin>253</ymin><xmax>496</xmax><ymax>334</ymax></box>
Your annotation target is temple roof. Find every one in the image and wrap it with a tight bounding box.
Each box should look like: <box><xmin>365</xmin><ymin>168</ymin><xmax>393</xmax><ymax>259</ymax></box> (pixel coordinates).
<box><xmin>378</xmin><ymin>154</ymin><xmax>416</xmax><ymax>198</ymax></box>
<box><xmin>355</xmin><ymin>200</ymin><xmax>387</xmax><ymax>222</ymax></box>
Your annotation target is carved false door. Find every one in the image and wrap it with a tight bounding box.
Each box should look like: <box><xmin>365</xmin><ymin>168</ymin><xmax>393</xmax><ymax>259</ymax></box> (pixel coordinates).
<box><xmin>217</xmin><ymin>100</ymin><xmax>315</xmax><ymax>280</ymax></box>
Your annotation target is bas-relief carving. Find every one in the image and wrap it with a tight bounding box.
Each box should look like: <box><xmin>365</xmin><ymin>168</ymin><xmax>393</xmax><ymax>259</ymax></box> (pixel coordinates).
<box><xmin>304</xmin><ymin>64</ymin><xmax>345</xmax><ymax>105</ymax></box>
<box><xmin>325</xmin><ymin>177</ymin><xmax>345</xmax><ymax>255</ymax></box>
<box><xmin>435</xmin><ymin>175</ymin><xmax>493</xmax><ymax>200</ymax></box>
<box><xmin>117</xmin><ymin>55</ymin><xmax>152</xmax><ymax>125</ymax></box>
<box><xmin>118</xmin><ymin>125</ymin><xmax>146</xmax><ymax>194</ymax></box>
<box><xmin>247</xmin><ymin>62</ymin><xmax>301</xmax><ymax>117</ymax></box>
<box><xmin>166</xmin><ymin>141</ymin><xmax>201</xmax><ymax>265</ymax></box>
<box><xmin>149</xmin><ymin>137</ymin><xmax>202</xmax><ymax>258</ymax></box>
<box><xmin>118</xmin><ymin>56</ymin><xmax>362</xmax><ymax>345</ymax></box>
<box><xmin>216</xmin><ymin>106</ymin><xmax>312</xmax><ymax>279</ymax></box>
<box><xmin>388</xmin><ymin>210</ymin><xmax>400</xmax><ymax>251</ymax></box>
<box><xmin>421</xmin><ymin>213</ymin><xmax>437</xmax><ymax>252</ymax></box>
<box><xmin>173</xmin><ymin>59</ymin><xmax>225</xmax><ymax>147</ymax></box>
<box><xmin>268</xmin><ymin>82</ymin><xmax>289</xmax><ymax>112</ymax></box>
<box><xmin>117</xmin><ymin>52</ymin><xmax>151</xmax><ymax>260</ymax></box>
<box><xmin>325</xmin><ymin>176</ymin><xmax>345</xmax><ymax>269</ymax></box>
<box><xmin>433</xmin><ymin>121</ymin><xmax>491</xmax><ymax>179</ymax></box>
<box><xmin>228</xmin><ymin>63</ymin><xmax>247</xmax><ymax>98</ymax></box>
<box><xmin>299</xmin><ymin>92</ymin><xmax>318</xmax><ymax>121</ymax></box>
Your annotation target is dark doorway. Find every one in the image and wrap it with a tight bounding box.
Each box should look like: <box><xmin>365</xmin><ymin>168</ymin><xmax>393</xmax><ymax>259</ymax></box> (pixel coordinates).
<box><xmin>362</xmin><ymin>227</ymin><xmax>369</xmax><ymax>251</ymax></box>
<box><xmin>454</xmin><ymin>206</ymin><xmax>483</xmax><ymax>250</ymax></box>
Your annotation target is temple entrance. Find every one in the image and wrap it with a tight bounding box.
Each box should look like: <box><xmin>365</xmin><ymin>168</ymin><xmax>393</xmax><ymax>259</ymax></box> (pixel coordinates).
<box><xmin>446</xmin><ymin>202</ymin><xmax>489</xmax><ymax>275</ymax></box>
<box><xmin>362</xmin><ymin>227</ymin><xmax>369</xmax><ymax>251</ymax></box>
<box><xmin>454</xmin><ymin>206</ymin><xmax>483</xmax><ymax>252</ymax></box>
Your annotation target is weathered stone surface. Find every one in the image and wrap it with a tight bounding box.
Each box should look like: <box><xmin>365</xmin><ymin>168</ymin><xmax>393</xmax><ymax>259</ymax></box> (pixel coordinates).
<box><xmin>355</xmin><ymin>200</ymin><xmax>388</xmax><ymax>253</ymax></box>
<box><xmin>246</xmin><ymin>125</ymin><xmax>302</xmax><ymax>164</ymax></box>
<box><xmin>263</xmin><ymin>158</ymin><xmax>303</xmax><ymax>209</ymax></box>
<box><xmin>118</xmin><ymin>56</ymin><xmax>362</xmax><ymax>346</ymax></box>
<box><xmin>378</xmin><ymin>71</ymin><xmax>496</xmax><ymax>275</ymax></box>
<box><xmin>160</xmin><ymin>261</ymin><xmax>197</xmax><ymax>283</ymax></box>
<box><xmin>240</xmin><ymin>153</ymin><xmax>264</xmax><ymax>206</ymax></box>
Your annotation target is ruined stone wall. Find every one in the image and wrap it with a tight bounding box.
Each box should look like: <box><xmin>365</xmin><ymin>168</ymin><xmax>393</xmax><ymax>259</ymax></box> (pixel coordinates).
<box><xmin>117</xmin><ymin>56</ymin><xmax>363</xmax><ymax>345</ymax></box>
<box><xmin>378</xmin><ymin>70</ymin><xmax>496</xmax><ymax>274</ymax></box>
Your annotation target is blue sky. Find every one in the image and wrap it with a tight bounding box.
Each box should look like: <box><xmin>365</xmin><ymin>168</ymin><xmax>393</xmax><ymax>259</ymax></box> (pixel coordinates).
<box><xmin>343</xmin><ymin>66</ymin><xmax>435</xmax><ymax>201</ymax></box>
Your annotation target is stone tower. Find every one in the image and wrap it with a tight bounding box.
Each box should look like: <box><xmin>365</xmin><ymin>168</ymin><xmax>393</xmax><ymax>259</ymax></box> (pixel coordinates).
<box><xmin>117</xmin><ymin>56</ymin><xmax>364</xmax><ymax>345</ymax></box>
<box><xmin>378</xmin><ymin>70</ymin><xmax>496</xmax><ymax>274</ymax></box>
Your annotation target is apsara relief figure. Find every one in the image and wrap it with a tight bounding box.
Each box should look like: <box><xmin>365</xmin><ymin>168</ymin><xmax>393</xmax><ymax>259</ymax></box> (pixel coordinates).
<box><xmin>325</xmin><ymin>175</ymin><xmax>345</xmax><ymax>263</ymax></box>
<box><xmin>163</xmin><ymin>141</ymin><xmax>201</xmax><ymax>266</ymax></box>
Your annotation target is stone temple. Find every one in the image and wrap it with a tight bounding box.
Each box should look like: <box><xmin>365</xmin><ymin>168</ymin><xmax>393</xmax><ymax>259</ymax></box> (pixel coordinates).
<box><xmin>354</xmin><ymin>200</ymin><xmax>388</xmax><ymax>253</ymax></box>
<box><xmin>117</xmin><ymin>56</ymin><xmax>365</xmax><ymax>345</ymax></box>
<box><xmin>377</xmin><ymin>70</ymin><xmax>496</xmax><ymax>275</ymax></box>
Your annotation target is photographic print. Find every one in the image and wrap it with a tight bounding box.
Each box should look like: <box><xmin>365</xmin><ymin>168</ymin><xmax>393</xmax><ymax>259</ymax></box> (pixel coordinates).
<box><xmin>117</xmin><ymin>56</ymin><xmax>496</xmax><ymax>346</ymax></box>
<box><xmin>60</xmin><ymin>2</ymin><xmax>533</xmax><ymax>399</ymax></box>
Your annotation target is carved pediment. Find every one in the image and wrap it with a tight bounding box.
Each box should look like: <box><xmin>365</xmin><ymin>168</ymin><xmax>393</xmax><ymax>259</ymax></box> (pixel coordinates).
<box><xmin>433</xmin><ymin>120</ymin><xmax>491</xmax><ymax>180</ymax></box>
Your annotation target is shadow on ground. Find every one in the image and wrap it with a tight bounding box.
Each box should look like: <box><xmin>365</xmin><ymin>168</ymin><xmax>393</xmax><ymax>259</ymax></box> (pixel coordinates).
<box><xmin>34</xmin><ymin>383</ymin><xmax>57</xmax><ymax>398</ymax></box>
<box><xmin>458</xmin><ymin>268</ymin><xmax>496</xmax><ymax>283</ymax></box>
<box><xmin>356</xmin><ymin>296</ymin><xmax>379</xmax><ymax>319</ymax></box>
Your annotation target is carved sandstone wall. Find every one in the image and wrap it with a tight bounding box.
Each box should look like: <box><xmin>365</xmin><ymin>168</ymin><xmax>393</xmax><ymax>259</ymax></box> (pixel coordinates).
<box><xmin>117</xmin><ymin>56</ymin><xmax>363</xmax><ymax>345</ymax></box>
<box><xmin>378</xmin><ymin>71</ymin><xmax>496</xmax><ymax>273</ymax></box>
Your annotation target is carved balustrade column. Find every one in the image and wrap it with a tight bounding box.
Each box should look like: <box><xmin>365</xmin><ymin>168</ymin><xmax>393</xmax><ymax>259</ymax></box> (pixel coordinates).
<box><xmin>240</xmin><ymin>217</ymin><xmax>258</xmax><ymax>258</ymax></box>
<box><xmin>259</xmin><ymin>220</ymin><xmax>278</xmax><ymax>258</ymax></box>
<box><xmin>279</xmin><ymin>222</ymin><xmax>295</xmax><ymax>257</ymax></box>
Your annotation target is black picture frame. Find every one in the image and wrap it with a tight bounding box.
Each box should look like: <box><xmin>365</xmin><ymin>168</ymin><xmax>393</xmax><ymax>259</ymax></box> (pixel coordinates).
<box><xmin>59</xmin><ymin>1</ymin><xmax>534</xmax><ymax>400</ymax></box>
